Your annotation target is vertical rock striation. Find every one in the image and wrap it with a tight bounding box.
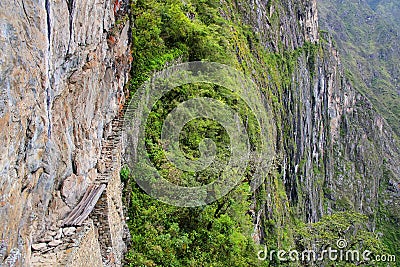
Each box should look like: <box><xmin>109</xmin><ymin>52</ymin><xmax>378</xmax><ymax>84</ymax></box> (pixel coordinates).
<box><xmin>0</xmin><ymin>0</ymin><xmax>131</xmax><ymax>265</ymax></box>
<box><xmin>236</xmin><ymin>0</ymin><xmax>399</xmax><ymax>243</ymax></box>
<box><xmin>1</xmin><ymin>0</ymin><xmax>399</xmax><ymax>265</ymax></box>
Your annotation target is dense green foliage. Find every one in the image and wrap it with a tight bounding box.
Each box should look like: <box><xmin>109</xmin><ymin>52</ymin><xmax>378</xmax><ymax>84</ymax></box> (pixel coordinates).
<box><xmin>123</xmin><ymin>0</ymin><xmax>392</xmax><ymax>266</ymax></box>
<box><xmin>295</xmin><ymin>212</ymin><xmax>392</xmax><ymax>267</ymax></box>
<box><xmin>129</xmin><ymin>0</ymin><xmax>237</xmax><ymax>91</ymax></box>
<box><xmin>126</xmin><ymin>1</ymin><xmax>266</xmax><ymax>265</ymax></box>
<box><xmin>124</xmin><ymin>173</ymin><xmax>260</xmax><ymax>266</ymax></box>
<box><xmin>144</xmin><ymin>82</ymin><xmax>261</xmax><ymax>187</ymax></box>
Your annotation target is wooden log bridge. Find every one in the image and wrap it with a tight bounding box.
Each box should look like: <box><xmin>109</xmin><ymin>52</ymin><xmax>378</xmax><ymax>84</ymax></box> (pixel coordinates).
<box><xmin>63</xmin><ymin>184</ymin><xmax>106</xmax><ymax>226</ymax></box>
<box><xmin>62</xmin><ymin>99</ymin><xmax>130</xmax><ymax>228</ymax></box>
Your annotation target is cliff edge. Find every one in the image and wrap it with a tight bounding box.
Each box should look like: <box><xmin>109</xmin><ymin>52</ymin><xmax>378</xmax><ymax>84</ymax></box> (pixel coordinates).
<box><xmin>0</xmin><ymin>0</ymin><xmax>131</xmax><ymax>265</ymax></box>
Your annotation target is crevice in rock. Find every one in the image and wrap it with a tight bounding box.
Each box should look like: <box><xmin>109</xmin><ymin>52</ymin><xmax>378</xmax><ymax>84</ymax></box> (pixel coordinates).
<box><xmin>45</xmin><ymin>0</ymin><xmax>52</xmax><ymax>138</ymax></box>
<box><xmin>71</xmin><ymin>158</ymin><xmax>77</xmax><ymax>175</ymax></box>
<box><xmin>45</xmin><ymin>0</ymin><xmax>51</xmax><ymax>46</ymax></box>
<box><xmin>65</xmin><ymin>0</ymin><xmax>74</xmax><ymax>58</ymax></box>
<box><xmin>21</xmin><ymin>0</ymin><xmax>31</xmax><ymax>25</ymax></box>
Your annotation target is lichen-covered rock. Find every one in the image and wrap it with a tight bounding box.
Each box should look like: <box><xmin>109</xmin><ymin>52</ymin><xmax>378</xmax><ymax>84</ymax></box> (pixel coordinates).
<box><xmin>63</xmin><ymin>227</ymin><xmax>76</xmax><ymax>237</ymax></box>
<box><xmin>234</xmin><ymin>0</ymin><xmax>318</xmax><ymax>51</ymax></box>
<box><xmin>0</xmin><ymin>0</ymin><xmax>130</xmax><ymax>264</ymax></box>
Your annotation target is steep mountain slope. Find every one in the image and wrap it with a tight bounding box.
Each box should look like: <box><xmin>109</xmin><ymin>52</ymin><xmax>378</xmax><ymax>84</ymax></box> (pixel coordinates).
<box><xmin>1</xmin><ymin>0</ymin><xmax>399</xmax><ymax>266</ymax></box>
<box><xmin>318</xmin><ymin>0</ymin><xmax>400</xmax><ymax>135</ymax></box>
<box><xmin>123</xmin><ymin>0</ymin><xmax>400</xmax><ymax>266</ymax></box>
<box><xmin>318</xmin><ymin>0</ymin><xmax>400</xmax><ymax>261</ymax></box>
<box><xmin>368</xmin><ymin>0</ymin><xmax>400</xmax><ymax>24</ymax></box>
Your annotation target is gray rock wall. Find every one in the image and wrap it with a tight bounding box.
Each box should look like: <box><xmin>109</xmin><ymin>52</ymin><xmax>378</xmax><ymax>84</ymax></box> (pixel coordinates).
<box><xmin>239</xmin><ymin>0</ymin><xmax>400</xmax><ymax>242</ymax></box>
<box><xmin>0</xmin><ymin>0</ymin><xmax>130</xmax><ymax>264</ymax></box>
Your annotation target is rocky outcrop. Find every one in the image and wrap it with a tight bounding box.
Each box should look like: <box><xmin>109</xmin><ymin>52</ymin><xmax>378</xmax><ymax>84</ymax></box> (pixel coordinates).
<box><xmin>1</xmin><ymin>0</ymin><xmax>398</xmax><ymax>265</ymax></box>
<box><xmin>236</xmin><ymin>0</ymin><xmax>400</xmax><ymax>244</ymax></box>
<box><xmin>318</xmin><ymin>0</ymin><xmax>400</xmax><ymax>135</ymax></box>
<box><xmin>321</xmin><ymin>37</ymin><xmax>400</xmax><ymax>220</ymax></box>
<box><xmin>0</xmin><ymin>0</ymin><xmax>131</xmax><ymax>265</ymax></box>
<box><xmin>234</xmin><ymin>0</ymin><xmax>318</xmax><ymax>51</ymax></box>
<box><xmin>30</xmin><ymin>221</ymin><xmax>103</xmax><ymax>266</ymax></box>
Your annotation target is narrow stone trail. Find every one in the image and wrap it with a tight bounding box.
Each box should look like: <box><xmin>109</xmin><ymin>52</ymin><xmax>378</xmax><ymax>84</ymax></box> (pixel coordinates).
<box><xmin>31</xmin><ymin>102</ymin><xmax>130</xmax><ymax>266</ymax></box>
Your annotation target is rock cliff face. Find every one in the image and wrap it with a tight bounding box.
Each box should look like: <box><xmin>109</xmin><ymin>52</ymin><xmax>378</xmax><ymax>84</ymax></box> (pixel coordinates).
<box><xmin>318</xmin><ymin>0</ymin><xmax>400</xmax><ymax>135</ymax></box>
<box><xmin>0</xmin><ymin>0</ymin><xmax>130</xmax><ymax>265</ymax></box>
<box><xmin>234</xmin><ymin>0</ymin><xmax>318</xmax><ymax>50</ymax></box>
<box><xmin>1</xmin><ymin>0</ymin><xmax>399</xmax><ymax>265</ymax></box>
<box><xmin>234</xmin><ymin>0</ymin><xmax>399</xmax><ymax>247</ymax></box>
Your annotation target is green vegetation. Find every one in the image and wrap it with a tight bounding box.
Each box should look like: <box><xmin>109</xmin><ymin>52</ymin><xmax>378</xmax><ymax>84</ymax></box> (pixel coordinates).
<box><xmin>126</xmin><ymin>1</ymin><xmax>270</xmax><ymax>265</ymax></box>
<box><xmin>123</xmin><ymin>0</ymin><xmax>393</xmax><ymax>266</ymax></box>
<box><xmin>144</xmin><ymin>82</ymin><xmax>261</xmax><ymax>187</ymax></box>
<box><xmin>129</xmin><ymin>0</ymin><xmax>237</xmax><ymax>91</ymax></box>
<box><xmin>318</xmin><ymin>0</ymin><xmax>400</xmax><ymax>135</ymax></box>
<box><xmin>377</xmin><ymin>160</ymin><xmax>400</xmax><ymax>265</ymax></box>
<box><xmin>124</xmin><ymin>174</ymin><xmax>260</xmax><ymax>266</ymax></box>
<box><xmin>295</xmin><ymin>212</ymin><xmax>391</xmax><ymax>267</ymax></box>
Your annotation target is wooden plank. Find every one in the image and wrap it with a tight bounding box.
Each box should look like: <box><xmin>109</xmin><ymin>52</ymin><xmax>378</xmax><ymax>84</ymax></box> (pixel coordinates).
<box><xmin>63</xmin><ymin>185</ymin><xmax>94</xmax><ymax>226</ymax></box>
<box><xmin>70</xmin><ymin>189</ymin><xmax>98</xmax><ymax>224</ymax></box>
<box><xmin>63</xmin><ymin>184</ymin><xmax>106</xmax><ymax>226</ymax></box>
<box><xmin>73</xmin><ymin>184</ymin><xmax>106</xmax><ymax>225</ymax></box>
<box><xmin>62</xmin><ymin>108</ymin><xmax>125</xmax><ymax>226</ymax></box>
